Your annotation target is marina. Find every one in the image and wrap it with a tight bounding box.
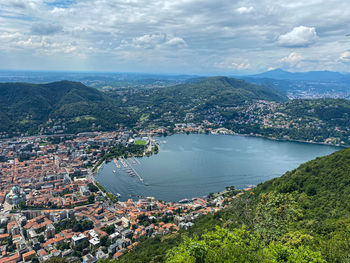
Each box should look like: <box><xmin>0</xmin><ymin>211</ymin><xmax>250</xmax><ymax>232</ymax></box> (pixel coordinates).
<box><xmin>111</xmin><ymin>157</ymin><xmax>145</xmax><ymax>183</ymax></box>
<box><xmin>113</xmin><ymin>158</ymin><xmax>121</xmax><ymax>168</ymax></box>
<box><xmin>119</xmin><ymin>158</ymin><xmax>128</xmax><ymax>168</ymax></box>
<box><xmin>125</xmin><ymin>159</ymin><xmax>144</xmax><ymax>183</ymax></box>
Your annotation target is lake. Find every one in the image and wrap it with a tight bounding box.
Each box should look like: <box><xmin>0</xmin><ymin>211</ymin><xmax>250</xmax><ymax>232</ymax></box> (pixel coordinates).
<box><xmin>95</xmin><ymin>134</ymin><xmax>340</xmax><ymax>202</ymax></box>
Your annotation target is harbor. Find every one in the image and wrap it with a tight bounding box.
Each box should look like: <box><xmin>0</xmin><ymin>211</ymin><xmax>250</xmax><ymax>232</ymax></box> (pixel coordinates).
<box><xmin>113</xmin><ymin>157</ymin><xmax>145</xmax><ymax>184</ymax></box>
<box><xmin>113</xmin><ymin>158</ymin><xmax>121</xmax><ymax>168</ymax></box>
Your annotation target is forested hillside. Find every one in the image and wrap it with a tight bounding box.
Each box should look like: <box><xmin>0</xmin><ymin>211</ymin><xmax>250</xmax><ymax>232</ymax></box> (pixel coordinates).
<box><xmin>116</xmin><ymin>148</ymin><xmax>350</xmax><ymax>262</ymax></box>
<box><xmin>1</xmin><ymin>78</ymin><xmax>349</xmax><ymax>146</ymax></box>
<box><xmin>0</xmin><ymin>81</ymin><xmax>134</xmax><ymax>135</ymax></box>
<box><xmin>0</xmin><ymin>78</ymin><xmax>286</xmax><ymax>136</ymax></box>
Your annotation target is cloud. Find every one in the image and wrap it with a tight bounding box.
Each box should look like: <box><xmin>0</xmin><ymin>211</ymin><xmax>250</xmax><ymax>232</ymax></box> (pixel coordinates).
<box><xmin>236</xmin><ymin>6</ymin><xmax>254</xmax><ymax>14</ymax></box>
<box><xmin>1</xmin><ymin>0</ymin><xmax>350</xmax><ymax>72</ymax></box>
<box><xmin>214</xmin><ymin>58</ymin><xmax>251</xmax><ymax>71</ymax></box>
<box><xmin>31</xmin><ymin>23</ymin><xmax>63</xmax><ymax>35</ymax></box>
<box><xmin>9</xmin><ymin>0</ymin><xmax>28</xmax><ymax>9</ymax></box>
<box><xmin>278</xmin><ymin>26</ymin><xmax>318</xmax><ymax>48</ymax></box>
<box><xmin>340</xmin><ymin>51</ymin><xmax>350</xmax><ymax>62</ymax></box>
<box><xmin>9</xmin><ymin>0</ymin><xmax>38</xmax><ymax>10</ymax></box>
<box><xmin>132</xmin><ymin>34</ymin><xmax>166</xmax><ymax>48</ymax></box>
<box><xmin>280</xmin><ymin>52</ymin><xmax>304</xmax><ymax>65</ymax></box>
<box><xmin>165</xmin><ymin>37</ymin><xmax>186</xmax><ymax>47</ymax></box>
<box><xmin>232</xmin><ymin>62</ymin><xmax>251</xmax><ymax>70</ymax></box>
<box><xmin>129</xmin><ymin>34</ymin><xmax>186</xmax><ymax>49</ymax></box>
<box><xmin>0</xmin><ymin>32</ymin><xmax>22</xmax><ymax>41</ymax></box>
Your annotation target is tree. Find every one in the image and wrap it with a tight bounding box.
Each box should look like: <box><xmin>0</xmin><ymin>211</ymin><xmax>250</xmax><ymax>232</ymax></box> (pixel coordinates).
<box><xmin>166</xmin><ymin>227</ymin><xmax>325</xmax><ymax>263</ymax></box>
<box><xmin>102</xmin><ymin>225</ymin><xmax>115</xmax><ymax>235</ymax></box>
<box><xmin>38</xmin><ymin>235</ymin><xmax>45</xmax><ymax>243</ymax></box>
<box><xmin>254</xmin><ymin>192</ymin><xmax>302</xmax><ymax>242</ymax></box>
<box><xmin>22</xmin><ymin>229</ymin><xmax>27</xmax><ymax>238</ymax></box>
<box><xmin>88</xmin><ymin>183</ymin><xmax>99</xmax><ymax>193</ymax></box>
<box><xmin>100</xmin><ymin>235</ymin><xmax>110</xmax><ymax>247</ymax></box>
<box><xmin>75</xmin><ymin>239</ymin><xmax>89</xmax><ymax>252</ymax></box>
<box><xmin>88</xmin><ymin>194</ymin><xmax>95</xmax><ymax>203</ymax></box>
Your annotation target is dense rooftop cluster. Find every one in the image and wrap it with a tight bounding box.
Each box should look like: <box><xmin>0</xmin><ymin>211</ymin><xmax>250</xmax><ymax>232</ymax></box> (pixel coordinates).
<box><xmin>0</xmin><ymin>131</ymin><xmax>231</xmax><ymax>262</ymax></box>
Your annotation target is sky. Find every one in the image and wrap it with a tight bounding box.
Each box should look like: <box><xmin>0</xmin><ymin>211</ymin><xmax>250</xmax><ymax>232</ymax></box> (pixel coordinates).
<box><xmin>1</xmin><ymin>0</ymin><xmax>350</xmax><ymax>74</ymax></box>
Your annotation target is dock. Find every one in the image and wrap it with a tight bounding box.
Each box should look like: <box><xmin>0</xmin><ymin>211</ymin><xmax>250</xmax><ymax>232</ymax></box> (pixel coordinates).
<box><xmin>119</xmin><ymin>158</ymin><xmax>128</xmax><ymax>168</ymax></box>
<box><xmin>113</xmin><ymin>158</ymin><xmax>121</xmax><ymax>168</ymax></box>
<box><xmin>126</xmin><ymin>159</ymin><xmax>144</xmax><ymax>184</ymax></box>
<box><xmin>133</xmin><ymin>157</ymin><xmax>141</xmax><ymax>165</ymax></box>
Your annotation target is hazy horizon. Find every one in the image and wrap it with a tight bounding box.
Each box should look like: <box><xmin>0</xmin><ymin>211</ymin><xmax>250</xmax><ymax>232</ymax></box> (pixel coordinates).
<box><xmin>0</xmin><ymin>68</ymin><xmax>350</xmax><ymax>78</ymax></box>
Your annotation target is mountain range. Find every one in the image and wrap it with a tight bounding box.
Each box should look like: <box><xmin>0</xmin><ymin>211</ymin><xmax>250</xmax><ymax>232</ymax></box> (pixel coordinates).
<box><xmin>0</xmin><ymin>77</ymin><xmax>286</xmax><ymax>135</ymax></box>
<box><xmin>249</xmin><ymin>68</ymin><xmax>350</xmax><ymax>82</ymax></box>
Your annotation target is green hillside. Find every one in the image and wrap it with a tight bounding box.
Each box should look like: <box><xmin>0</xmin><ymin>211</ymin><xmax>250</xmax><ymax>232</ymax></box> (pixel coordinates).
<box><xmin>122</xmin><ymin>76</ymin><xmax>286</xmax><ymax>113</ymax></box>
<box><xmin>0</xmin><ymin>81</ymin><xmax>135</xmax><ymax>135</ymax></box>
<box><xmin>0</xmin><ymin>77</ymin><xmax>286</xmax><ymax>136</ymax></box>
<box><xmin>1</xmin><ymin>78</ymin><xmax>349</xmax><ymax>146</ymax></box>
<box><xmin>160</xmin><ymin>77</ymin><xmax>287</xmax><ymax>106</ymax></box>
<box><xmin>117</xmin><ymin>148</ymin><xmax>350</xmax><ymax>262</ymax></box>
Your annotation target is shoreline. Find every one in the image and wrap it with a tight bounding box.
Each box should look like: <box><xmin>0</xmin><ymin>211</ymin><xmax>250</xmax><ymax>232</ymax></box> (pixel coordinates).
<box><xmin>233</xmin><ymin>133</ymin><xmax>346</xmax><ymax>148</ymax></box>
<box><xmin>1</xmin><ymin>127</ymin><xmax>348</xmax><ymax>148</ymax></box>
<box><xmin>166</xmin><ymin>131</ymin><xmax>347</xmax><ymax>148</ymax></box>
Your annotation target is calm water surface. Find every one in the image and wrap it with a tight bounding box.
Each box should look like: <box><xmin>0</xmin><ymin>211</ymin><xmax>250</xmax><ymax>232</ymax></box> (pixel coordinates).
<box><xmin>95</xmin><ymin>134</ymin><xmax>340</xmax><ymax>201</ymax></box>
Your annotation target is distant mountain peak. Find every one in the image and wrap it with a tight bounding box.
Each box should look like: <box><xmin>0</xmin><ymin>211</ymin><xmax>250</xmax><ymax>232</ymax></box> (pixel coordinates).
<box><xmin>250</xmin><ymin>69</ymin><xmax>345</xmax><ymax>81</ymax></box>
<box><xmin>267</xmin><ymin>68</ymin><xmax>287</xmax><ymax>73</ymax></box>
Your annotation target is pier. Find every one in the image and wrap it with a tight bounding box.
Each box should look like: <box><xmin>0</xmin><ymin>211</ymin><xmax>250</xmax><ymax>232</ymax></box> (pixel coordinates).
<box><xmin>133</xmin><ymin>157</ymin><xmax>141</xmax><ymax>165</ymax></box>
<box><xmin>113</xmin><ymin>158</ymin><xmax>121</xmax><ymax>168</ymax></box>
<box><xmin>119</xmin><ymin>158</ymin><xmax>128</xmax><ymax>168</ymax></box>
<box><xmin>126</xmin><ymin>159</ymin><xmax>144</xmax><ymax>184</ymax></box>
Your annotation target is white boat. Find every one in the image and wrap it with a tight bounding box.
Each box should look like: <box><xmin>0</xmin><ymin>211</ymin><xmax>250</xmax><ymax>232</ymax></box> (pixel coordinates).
<box><xmin>113</xmin><ymin>170</ymin><xmax>116</xmax><ymax>173</ymax></box>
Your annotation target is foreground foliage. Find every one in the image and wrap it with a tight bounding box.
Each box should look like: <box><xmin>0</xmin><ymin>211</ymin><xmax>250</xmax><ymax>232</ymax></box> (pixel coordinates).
<box><xmin>166</xmin><ymin>227</ymin><xmax>324</xmax><ymax>263</ymax></box>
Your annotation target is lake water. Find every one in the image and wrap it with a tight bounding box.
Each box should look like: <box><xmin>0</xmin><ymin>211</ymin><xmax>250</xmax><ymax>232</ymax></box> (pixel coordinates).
<box><xmin>95</xmin><ymin>134</ymin><xmax>340</xmax><ymax>202</ymax></box>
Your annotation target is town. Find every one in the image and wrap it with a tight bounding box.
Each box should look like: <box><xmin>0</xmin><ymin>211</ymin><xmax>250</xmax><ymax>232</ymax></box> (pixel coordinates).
<box><xmin>0</xmin><ymin>131</ymin><xmax>238</xmax><ymax>263</ymax></box>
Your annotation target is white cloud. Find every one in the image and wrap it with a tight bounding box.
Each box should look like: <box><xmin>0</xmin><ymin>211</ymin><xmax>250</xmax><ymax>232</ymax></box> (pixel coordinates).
<box><xmin>236</xmin><ymin>6</ymin><xmax>254</xmax><ymax>14</ymax></box>
<box><xmin>214</xmin><ymin>59</ymin><xmax>251</xmax><ymax>71</ymax></box>
<box><xmin>233</xmin><ymin>62</ymin><xmax>251</xmax><ymax>70</ymax></box>
<box><xmin>278</xmin><ymin>26</ymin><xmax>318</xmax><ymax>48</ymax></box>
<box><xmin>340</xmin><ymin>51</ymin><xmax>350</xmax><ymax>62</ymax></box>
<box><xmin>165</xmin><ymin>37</ymin><xmax>186</xmax><ymax>47</ymax></box>
<box><xmin>1</xmin><ymin>0</ymin><xmax>350</xmax><ymax>72</ymax></box>
<box><xmin>128</xmin><ymin>34</ymin><xmax>186</xmax><ymax>49</ymax></box>
<box><xmin>0</xmin><ymin>32</ymin><xmax>22</xmax><ymax>41</ymax></box>
<box><xmin>131</xmin><ymin>34</ymin><xmax>166</xmax><ymax>49</ymax></box>
<box><xmin>280</xmin><ymin>52</ymin><xmax>304</xmax><ymax>65</ymax></box>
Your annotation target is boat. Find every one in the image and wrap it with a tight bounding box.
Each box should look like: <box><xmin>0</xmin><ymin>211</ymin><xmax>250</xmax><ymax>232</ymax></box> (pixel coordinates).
<box><xmin>113</xmin><ymin>170</ymin><xmax>116</xmax><ymax>173</ymax></box>
<box><xmin>116</xmin><ymin>193</ymin><xmax>121</xmax><ymax>197</ymax></box>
